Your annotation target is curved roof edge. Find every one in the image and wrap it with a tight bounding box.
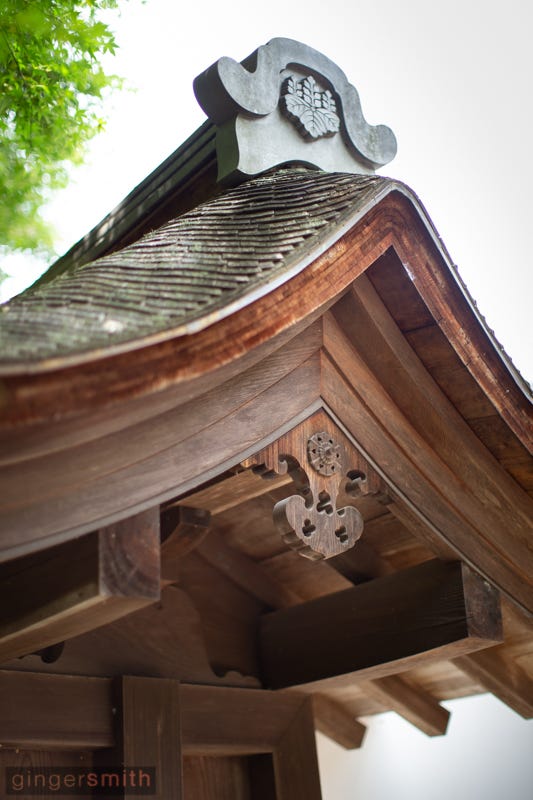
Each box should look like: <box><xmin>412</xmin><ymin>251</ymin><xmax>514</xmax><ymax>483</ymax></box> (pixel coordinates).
<box><xmin>0</xmin><ymin>168</ymin><xmax>530</xmax><ymax>403</ymax></box>
<box><xmin>0</xmin><ymin>169</ymin><xmax>530</xmax><ymax>453</ymax></box>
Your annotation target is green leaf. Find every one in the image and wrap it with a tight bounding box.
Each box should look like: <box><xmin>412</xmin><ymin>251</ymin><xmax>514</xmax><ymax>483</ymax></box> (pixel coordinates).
<box><xmin>0</xmin><ymin>0</ymin><xmax>124</xmax><ymax>257</ymax></box>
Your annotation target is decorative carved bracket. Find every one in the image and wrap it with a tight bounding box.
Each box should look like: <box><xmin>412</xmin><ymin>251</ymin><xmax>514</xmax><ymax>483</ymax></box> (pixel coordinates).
<box><xmin>243</xmin><ymin>410</ymin><xmax>389</xmax><ymax>561</ymax></box>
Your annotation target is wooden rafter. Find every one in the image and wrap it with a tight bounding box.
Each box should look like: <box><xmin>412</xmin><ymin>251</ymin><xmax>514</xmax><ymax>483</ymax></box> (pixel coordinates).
<box><xmin>311</xmin><ymin>694</ymin><xmax>367</xmax><ymax>749</ymax></box>
<box><xmin>453</xmin><ymin>651</ymin><xmax>533</xmax><ymax>719</ymax></box>
<box><xmin>362</xmin><ymin>675</ymin><xmax>450</xmax><ymax>736</ymax></box>
<box><xmin>171</xmin><ymin>469</ymin><xmax>292</xmax><ymax>516</ymax></box>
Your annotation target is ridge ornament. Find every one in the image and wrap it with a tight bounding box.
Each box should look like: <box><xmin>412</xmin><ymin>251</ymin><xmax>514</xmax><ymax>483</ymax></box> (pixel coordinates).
<box><xmin>194</xmin><ymin>37</ymin><xmax>397</xmax><ymax>183</ymax></box>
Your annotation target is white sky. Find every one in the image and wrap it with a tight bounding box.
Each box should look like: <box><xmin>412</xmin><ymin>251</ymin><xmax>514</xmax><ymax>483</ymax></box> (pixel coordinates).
<box><xmin>2</xmin><ymin>0</ymin><xmax>531</xmax><ymax>383</ymax></box>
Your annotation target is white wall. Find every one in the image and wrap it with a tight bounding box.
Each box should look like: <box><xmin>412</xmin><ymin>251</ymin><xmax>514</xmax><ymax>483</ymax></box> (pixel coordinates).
<box><xmin>317</xmin><ymin>694</ymin><xmax>533</xmax><ymax>799</ymax></box>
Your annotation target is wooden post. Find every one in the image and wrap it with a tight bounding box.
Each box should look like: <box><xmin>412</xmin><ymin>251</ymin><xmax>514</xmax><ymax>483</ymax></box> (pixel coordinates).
<box><xmin>97</xmin><ymin>676</ymin><xmax>182</xmax><ymax>800</ymax></box>
<box><xmin>273</xmin><ymin>697</ymin><xmax>322</xmax><ymax>800</ymax></box>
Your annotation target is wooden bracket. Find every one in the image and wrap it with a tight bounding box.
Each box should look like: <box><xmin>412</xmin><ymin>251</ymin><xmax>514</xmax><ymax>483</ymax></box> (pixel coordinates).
<box><xmin>0</xmin><ymin>508</ymin><xmax>160</xmax><ymax>664</ymax></box>
<box><xmin>243</xmin><ymin>410</ymin><xmax>388</xmax><ymax>560</ymax></box>
<box><xmin>160</xmin><ymin>505</ymin><xmax>211</xmax><ymax>580</ymax></box>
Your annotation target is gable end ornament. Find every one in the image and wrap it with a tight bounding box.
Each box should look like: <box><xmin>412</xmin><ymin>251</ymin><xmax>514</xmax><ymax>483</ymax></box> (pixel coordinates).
<box><xmin>194</xmin><ymin>37</ymin><xmax>397</xmax><ymax>184</ymax></box>
<box><xmin>242</xmin><ymin>412</ymin><xmax>390</xmax><ymax>561</ymax></box>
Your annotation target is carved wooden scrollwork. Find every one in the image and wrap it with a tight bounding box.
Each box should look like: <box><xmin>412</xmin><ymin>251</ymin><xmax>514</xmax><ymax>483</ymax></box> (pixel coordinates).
<box><xmin>243</xmin><ymin>410</ymin><xmax>388</xmax><ymax>561</ymax></box>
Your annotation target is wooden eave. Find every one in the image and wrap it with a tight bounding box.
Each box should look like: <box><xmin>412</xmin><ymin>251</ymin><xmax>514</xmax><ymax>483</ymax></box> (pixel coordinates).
<box><xmin>1</xmin><ymin>167</ymin><xmax>533</xmax><ymax>762</ymax></box>
<box><xmin>1</xmin><ymin>176</ymin><xmax>532</xmax><ymax>622</ymax></box>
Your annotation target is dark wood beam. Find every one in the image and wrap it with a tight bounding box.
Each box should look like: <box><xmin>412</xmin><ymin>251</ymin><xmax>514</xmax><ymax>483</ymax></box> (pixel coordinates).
<box><xmin>260</xmin><ymin>559</ymin><xmax>502</xmax><ymax>690</ymax></box>
<box><xmin>0</xmin><ymin>671</ymin><xmax>113</xmax><ymax>749</ymax></box>
<box><xmin>180</xmin><ymin>684</ymin><xmax>306</xmax><ymax>756</ymax></box>
<box><xmin>160</xmin><ymin>505</ymin><xmax>211</xmax><ymax>577</ymax></box>
<box><xmin>0</xmin><ymin>670</ymin><xmax>314</xmax><ymax>755</ymax></box>
<box><xmin>195</xmin><ymin>532</ymin><xmax>302</xmax><ymax>609</ymax></box>
<box><xmin>97</xmin><ymin>676</ymin><xmax>182</xmax><ymax>800</ymax></box>
<box><xmin>173</xmin><ymin>468</ymin><xmax>292</xmax><ymax>516</ymax></box>
<box><xmin>362</xmin><ymin>675</ymin><xmax>450</xmax><ymax>736</ymax></box>
<box><xmin>196</xmin><ymin>533</ymin><xmax>454</xmax><ymax>736</ymax></box>
<box><xmin>0</xmin><ymin>508</ymin><xmax>160</xmax><ymax>664</ymax></box>
<box><xmin>323</xmin><ymin>298</ymin><xmax>533</xmax><ymax>615</ymax></box>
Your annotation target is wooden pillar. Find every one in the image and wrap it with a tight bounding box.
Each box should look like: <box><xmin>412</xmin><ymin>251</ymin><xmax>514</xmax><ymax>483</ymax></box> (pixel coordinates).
<box><xmin>98</xmin><ymin>676</ymin><xmax>182</xmax><ymax>800</ymax></box>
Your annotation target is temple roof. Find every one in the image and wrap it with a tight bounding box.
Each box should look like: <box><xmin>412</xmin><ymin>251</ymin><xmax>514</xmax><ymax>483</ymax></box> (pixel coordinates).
<box><xmin>1</xmin><ymin>169</ymin><xmax>390</xmax><ymax>368</ymax></box>
<box><xmin>1</xmin><ymin>40</ymin><xmax>532</xmax><ymax>743</ymax></box>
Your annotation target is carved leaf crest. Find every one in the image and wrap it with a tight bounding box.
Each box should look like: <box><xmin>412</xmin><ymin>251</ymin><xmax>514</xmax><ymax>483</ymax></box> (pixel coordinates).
<box><xmin>282</xmin><ymin>75</ymin><xmax>340</xmax><ymax>140</ymax></box>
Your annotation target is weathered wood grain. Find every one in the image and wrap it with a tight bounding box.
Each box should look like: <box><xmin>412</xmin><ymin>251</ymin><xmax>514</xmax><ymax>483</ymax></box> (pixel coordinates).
<box><xmin>0</xmin><ymin>673</ymin><xmax>324</xmax><ymax>797</ymax></box>
<box><xmin>161</xmin><ymin>506</ymin><xmax>212</xmax><ymax>576</ymax></box>
<box><xmin>183</xmin><ymin>756</ymin><xmax>252</xmax><ymax>800</ymax></box>
<box><xmin>195</xmin><ymin>532</ymin><xmax>302</xmax><ymax>609</ymax></box>
<box><xmin>0</xmin><ymin>671</ymin><xmax>113</xmax><ymax>749</ymax></box>
<box><xmin>180</xmin><ymin>685</ymin><xmax>305</xmax><ymax>756</ymax></box>
<box><xmin>260</xmin><ymin>560</ymin><xmax>502</xmax><ymax>689</ymax></box>
<box><xmin>0</xmin><ymin>508</ymin><xmax>160</xmax><ymax>664</ymax></box>
<box><xmin>100</xmin><ymin>676</ymin><xmax>182</xmax><ymax>800</ymax></box>
<box><xmin>173</xmin><ymin>469</ymin><xmax>292</xmax><ymax>516</ymax></box>
<box><xmin>0</xmin><ymin>319</ymin><xmax>324</xmax><ymax>467</ymax></box>
<box><xmin>0</xmin><ymin>354</ymin><xmax>322</xmax><ymax>560</ymax></box>
<box><xmin>321</xmin><ymin>311</ymin><xmax>533</xmax><ymax>614</ymax></box>
<box><xmin>195</xmin><ymin>524</ymin><xmax>460</xmax><ymax>736</ymax></box>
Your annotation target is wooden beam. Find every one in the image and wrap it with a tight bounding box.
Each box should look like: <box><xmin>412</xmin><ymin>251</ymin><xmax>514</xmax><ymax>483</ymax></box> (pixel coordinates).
<box><xmin>97</xmin><ymin>676</ymin><xmax>182</xmax><ymax>800</ymax></box>
<box><xmin>180</xmin><ymin>684</ymin><xmax>306</xmax><ymax>756</ymax></box>
<box><xmin>0</xmin><ymin>508</ymin><xmax>160</xmax><ymax>664</ymax></box>
<box><xmin>196</xmin><ymin>534</ymin><xmax>452</xmax><ymax>737</ymax></box>
<box><xmin>387</xmin><ymin>499</ymin><xmax>456</xmax><ymax>561</ymax></box>
<box><xmin>454</xmin><ymin>651</ymin><xmax>533</xmax><ymax>719</ymax></box>
<box><xmin>161</xmin><ymin>505</ymin><xmax>211</xmax><ymax>577</ymax></box>
<box><xmin>195</xmin><ymin>532</ymin><xmax>302</xmax><ymax>609</ymax></box>
<box><xmin>273</xmin><ymin>697</ymin><xmax>322</xmax><ymax>800</ymax></box>
<box><xmin>362</xmin><ymin>675</ymin><xmax>450</xmax><ymax>736</ymax></box>
<box><xmin>0</xmin><ymin>670</ymin><xmax>312</xmax><ymax>754</ymax></box>
<box><xmin>174</xmin><ymin>468</ymin><xmax>292</xmax><ymax>516</ymax></box>
<box><xmin>260</xmin><ymin>559</ymin><xmax>502</xmax><ymax>689</ymax></box>
<box><xmin>0</xmin><ymin>672</ymin><xmax>324</xmax><ymax>797</ymax></box>
<box><xmin>312</xmin><ymin>694</ymin><xmax>367</xmax><ymax>749</ymax></box>
<box><xmin>0</xmin><ymin>670</ymin><xmax>113</xmax><ymax>749</ymax></box>
<box><xmin>323</xmin><ymin>301</ymin><xmax>533</xmax><ymax>615</ymax></box>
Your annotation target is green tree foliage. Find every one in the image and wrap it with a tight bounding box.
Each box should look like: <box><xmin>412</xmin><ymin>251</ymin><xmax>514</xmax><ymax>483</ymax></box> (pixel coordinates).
<box><xmin>0</xmin><ymin>0</ymin><xmax>121</xmax><ymax>254</ymax></box>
